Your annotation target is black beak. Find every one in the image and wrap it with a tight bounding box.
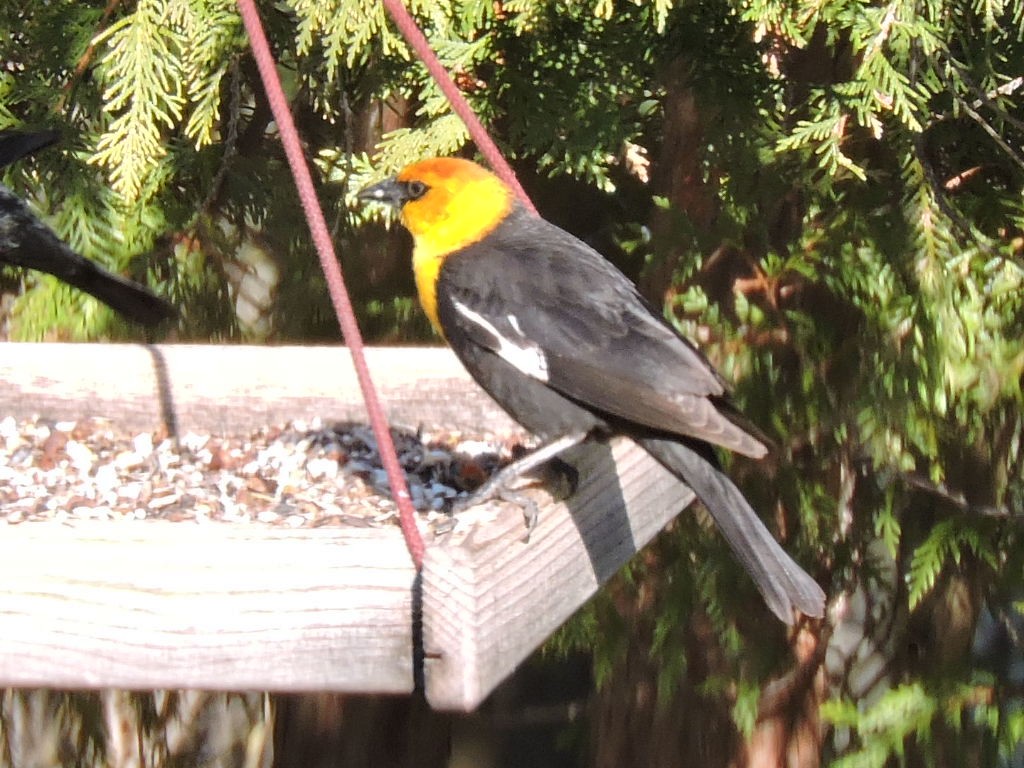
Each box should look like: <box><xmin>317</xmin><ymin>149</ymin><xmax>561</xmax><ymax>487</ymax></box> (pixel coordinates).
<box><xmin>357</xmin><ymin>177</ymin><xmax>408</xmax><ymax>208</ymax></box>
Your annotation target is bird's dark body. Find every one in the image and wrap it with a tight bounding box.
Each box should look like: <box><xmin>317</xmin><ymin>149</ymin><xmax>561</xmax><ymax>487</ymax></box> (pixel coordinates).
<box><xmin>436</xmin><ymin>206</ymin><xmax>756</xmax><ymax>449</ymax></box>
<box><xmin>358</xmin><ymin>159</ymin><xmax>825</xmax><ymax>623</ymax></box>
<box><xmin>435</xmin><ymin>205</ymin><xmax>824</xmax><ymax>623</ymax></box>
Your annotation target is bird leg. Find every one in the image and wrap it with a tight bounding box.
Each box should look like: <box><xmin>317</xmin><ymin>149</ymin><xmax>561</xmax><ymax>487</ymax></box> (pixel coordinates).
<box><xmin>454</xmin><ymin>430</ymin><xmax>591</xmax><ymax>534</ymax></box>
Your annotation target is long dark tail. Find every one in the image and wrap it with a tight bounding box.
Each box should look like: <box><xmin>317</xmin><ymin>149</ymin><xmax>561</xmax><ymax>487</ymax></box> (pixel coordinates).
<box><xmin>0</xmin><ymin>130</ymin><xmax>176</xmax><ymax>326</ymax></box>
<box><xmin>47</xmin><ymin>253</ymin><xmax>177</xmax><ymax>326</ymax></box>
<box><xmin>0</xmin><ymin>195</ymin><xmax>176</xmax><ymax>327</ymax></box>
<box><xmin>0</xmin><ymin>130</ymin><xmax>60</xmax><ymax>169</ymax></box>
<box><xmin>639</xmin><ymin>437</ymin><xmax>826</xmax><ymax>624</ymax></box>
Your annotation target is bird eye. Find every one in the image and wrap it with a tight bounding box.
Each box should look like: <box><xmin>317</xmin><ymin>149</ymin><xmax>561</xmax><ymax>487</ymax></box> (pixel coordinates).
<box><xmin>405</xmin><ymin>180</ymin><xmax>429</xmax><ymax>200</ymax></box>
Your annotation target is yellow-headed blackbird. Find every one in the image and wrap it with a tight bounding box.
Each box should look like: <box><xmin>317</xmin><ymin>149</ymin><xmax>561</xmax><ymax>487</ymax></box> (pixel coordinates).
<box><xmin>0</xmin><ymin>130</ymin><xmax>175</xmax><ymax>326</ymax></box>
<box><xmin>359</xmin><ymin>157</ymin><xmax>825</xmax><ymax>624</ymax></box>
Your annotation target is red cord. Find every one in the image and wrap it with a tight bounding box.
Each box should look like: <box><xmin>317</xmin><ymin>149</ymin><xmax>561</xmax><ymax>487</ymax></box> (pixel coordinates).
<box><xmin>380</xmin><ymin>0</ymin><xmax>537</xmax><ymax>214</ymax></box>
<box><xmin>236</xmin><ymin>0</ymin><xmax>426</xmax><ymax>569</ymax></box>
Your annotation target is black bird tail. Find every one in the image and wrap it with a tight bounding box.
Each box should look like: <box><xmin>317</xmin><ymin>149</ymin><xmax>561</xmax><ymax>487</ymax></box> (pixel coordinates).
<box><xmin>2</xmin><ymin>222</ymin><xmax>177</xmax><ymax>327</ymax></box>
<box><xmin>639</xmin><ymin>437</ymin><xmax>826</xmax><ymax>624</ymax></box>
<box><xmin>57</xmin><ymin>258</ymin><xmax>177</xmax><ymax>326</ymax></box>
<box><xmin>0</xmin><ymin>130</ymin><xmax>61</xmax><ymax>169</ymax></box>
<box><xmin>0</xmin><ymin>204</ymin><xmax>176</xmax><ymax>326</ymax></box>
<box><xmin>0</xmin><ymin>129</ymin><xmax>176</xmax><ymax>326</ymax></box>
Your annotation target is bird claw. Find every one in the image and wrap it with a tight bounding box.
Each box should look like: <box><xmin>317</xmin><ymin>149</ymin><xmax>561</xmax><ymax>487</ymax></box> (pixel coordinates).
<box><xmin>429</xmin><ymin>514</ymin><xmax>458</xmax><ymax>537</ymax></box>
<box><xmin>447</xmin><ymin>456</ymin><xmax>579</xmax><ymax>541</ymax></box>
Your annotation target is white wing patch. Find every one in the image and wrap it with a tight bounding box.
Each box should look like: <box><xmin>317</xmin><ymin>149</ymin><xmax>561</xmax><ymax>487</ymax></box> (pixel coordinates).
<box><xmin>453</xmin><ymin>300</ymin><xmax>549</xmax><ymax>382</ymax></box>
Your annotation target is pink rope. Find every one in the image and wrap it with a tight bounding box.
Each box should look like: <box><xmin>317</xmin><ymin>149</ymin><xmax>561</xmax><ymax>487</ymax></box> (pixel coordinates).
<box><xmin>380</xmin><ymin>0</ymin><xmax>537</xmax><ymax>214</ymax></box>
<box><xmin>236</xmin><ymin>0</ymin><xmax>426</xmax><ymax>569</ymax></box>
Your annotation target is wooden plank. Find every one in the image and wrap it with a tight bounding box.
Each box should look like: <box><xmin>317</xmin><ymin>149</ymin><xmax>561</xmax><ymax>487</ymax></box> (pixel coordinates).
<box><xmin>420</xmin><ymin>437</ymin><xmax>695</xmax><ymax>711</ymax></box>
<box><xmin>0</xmin><ymin>343</ymin><xmax>519</xmax><ymax>435</ymax></box>
<box><xmin>0</xmin><ymin>522</ymin><xmax>416</xmax><ymax>692</ymax></box>
<box><xmin>0</xmin><ymin>343</ymin><xmax>700</xmax><ymax>702</ymax></box>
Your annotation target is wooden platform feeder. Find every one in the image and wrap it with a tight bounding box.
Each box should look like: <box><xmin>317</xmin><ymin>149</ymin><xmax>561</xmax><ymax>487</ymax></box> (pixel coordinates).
<box><xmin>0</xmin><ymin>343</ymin><xmax>694</xmax><ymax>711</ymax></box>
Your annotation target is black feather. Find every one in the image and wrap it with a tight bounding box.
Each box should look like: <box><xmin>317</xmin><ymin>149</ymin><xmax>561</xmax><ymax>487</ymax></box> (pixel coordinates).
<box><xmin>0</xmin><ymin>131</ymin><xmax>175</xmax><ymax>326</ymax></box>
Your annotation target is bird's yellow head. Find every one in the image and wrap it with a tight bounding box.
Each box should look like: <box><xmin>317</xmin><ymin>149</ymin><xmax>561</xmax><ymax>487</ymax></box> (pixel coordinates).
<box><xmin>358</xmin><ymin>157</ymin><xmax>515</xmax><ymax>333</ymax></box>
<box><xmin>358</xmin><ymin>157</ymin><xmax>514</xmax><ymax>256</ymax></box>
